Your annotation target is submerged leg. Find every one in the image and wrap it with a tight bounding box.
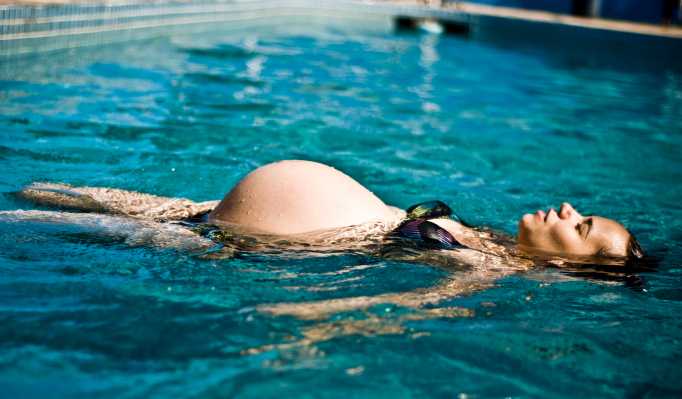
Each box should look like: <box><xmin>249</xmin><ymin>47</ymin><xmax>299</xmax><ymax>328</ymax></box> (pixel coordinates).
<box><xmin>17</xmin><ymin>182</ymin><xmax>218</xmax><ymax>221</ymax></box>
<box><xmin>0</xmin><ymin>210</ymin><xmax>222</xmax><ymax>254</ymax></box>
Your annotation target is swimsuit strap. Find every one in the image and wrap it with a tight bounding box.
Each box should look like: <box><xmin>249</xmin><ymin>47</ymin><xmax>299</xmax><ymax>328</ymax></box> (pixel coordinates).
<box><xmin>397</xmin><ymin>200</ymin><xmax>464</xmax><ymax>250</ymax></box>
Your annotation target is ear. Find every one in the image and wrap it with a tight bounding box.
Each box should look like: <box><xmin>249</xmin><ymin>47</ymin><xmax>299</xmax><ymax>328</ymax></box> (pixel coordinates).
<box><xmin>595</xmin><ymin>247</ymin><xmax>610</xmax><ymax>257</ymax></box>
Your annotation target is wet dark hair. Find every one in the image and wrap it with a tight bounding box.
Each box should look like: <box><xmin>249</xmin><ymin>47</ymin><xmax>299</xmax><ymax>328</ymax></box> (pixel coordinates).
<box><xmin>623</xmin><ymin>233</ymin><xmax>657</xmax><ymax>274</ymax></box>
<box><xmin>605</xmin><ymin>234</ymin><xmax>658</xmax><ymax>291</ymax></box>
<box><xmin>626</xmin><ymin>234</ymin><xmax>645</xmax><ymax>260</ymax></box>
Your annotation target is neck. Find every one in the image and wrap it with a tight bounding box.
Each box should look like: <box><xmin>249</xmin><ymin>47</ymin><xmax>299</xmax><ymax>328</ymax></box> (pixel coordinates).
<box><xmin>430</xmin><ymin>218</ymin><xmax>524</xmax><ymax>259</ymax></box>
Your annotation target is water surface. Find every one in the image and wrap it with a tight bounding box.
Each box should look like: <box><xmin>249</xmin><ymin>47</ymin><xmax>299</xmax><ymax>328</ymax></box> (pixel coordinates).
<box><xmin>1</xmin><ymin>17</ymin><xmax>681</xmax><ymax>398</ymax></box>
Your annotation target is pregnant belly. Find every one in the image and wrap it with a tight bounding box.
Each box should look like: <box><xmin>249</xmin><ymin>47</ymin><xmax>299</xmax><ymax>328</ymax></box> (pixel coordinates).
<box><xmin>208</xmin><ymin>160</ymin><xmax>397</xmax><ymax>235</ymax></box>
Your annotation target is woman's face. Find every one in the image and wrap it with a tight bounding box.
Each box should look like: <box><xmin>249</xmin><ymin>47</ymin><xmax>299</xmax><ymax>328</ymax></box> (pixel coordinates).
<box><xmin>517</xmin><ymin>203</ymin><xmax>630</xmax><ymax>257</ymax></box>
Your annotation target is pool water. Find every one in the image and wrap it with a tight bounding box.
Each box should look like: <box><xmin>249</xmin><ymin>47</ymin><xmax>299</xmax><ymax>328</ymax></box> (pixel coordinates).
<box><xmin>1</xmin><ymin>16</ymin><xmax>681</xmax><ymax>398</ymax></box>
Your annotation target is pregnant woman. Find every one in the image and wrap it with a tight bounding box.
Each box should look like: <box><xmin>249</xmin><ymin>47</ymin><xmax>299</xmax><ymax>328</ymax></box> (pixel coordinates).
<box><xmin>3</xmin><ymin>160</ymin><xmax>645</xmax><ymax>317</ymax></box>
<box><xmin>12</xmin><ymin>159</ymin><xmax>643</xmax><ymax>259</ymax></box>
<box><xmin>210</xmin><ymin>160</ymin><xmax>641</xmax><ymax>259</ymax></box>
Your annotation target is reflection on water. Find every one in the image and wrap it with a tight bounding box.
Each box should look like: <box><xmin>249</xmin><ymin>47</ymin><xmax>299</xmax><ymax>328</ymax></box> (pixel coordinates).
<box><xmin>244</xmin><ymin>306</ymin><xmax>474</xmax><ymax>358</ymax></box>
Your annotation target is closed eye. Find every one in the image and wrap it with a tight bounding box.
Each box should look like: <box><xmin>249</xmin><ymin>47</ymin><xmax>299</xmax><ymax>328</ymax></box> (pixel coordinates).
<box><xmin>575</xmin><ymin>218</ymin><xmax>593</xmax><ymax>239</ymax></box>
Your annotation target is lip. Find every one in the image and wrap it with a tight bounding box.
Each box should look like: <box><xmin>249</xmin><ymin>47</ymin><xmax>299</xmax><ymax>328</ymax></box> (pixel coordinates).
<box><xmin>535</xmin><ymin>210</ymin><xmax>546</xmax><ymax>222</ymax></box>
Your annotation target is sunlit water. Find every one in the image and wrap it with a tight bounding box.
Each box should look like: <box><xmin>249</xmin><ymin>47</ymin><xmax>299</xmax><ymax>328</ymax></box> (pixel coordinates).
<box><xmin>1</xmin><ymin>16</ymin><xmax>681</xmax><ymax>398</ymax></box>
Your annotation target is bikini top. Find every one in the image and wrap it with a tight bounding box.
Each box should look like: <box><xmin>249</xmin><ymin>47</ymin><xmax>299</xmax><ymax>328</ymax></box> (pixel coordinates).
<box><xmin>396</xmin><ymin>200</ymin><xmax>465</xmax><ymax>250</ymax></box>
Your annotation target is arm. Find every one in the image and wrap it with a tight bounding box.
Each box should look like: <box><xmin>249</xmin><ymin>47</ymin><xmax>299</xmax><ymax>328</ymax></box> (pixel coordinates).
<box><xmin>0</xmin><ymin>210</ymin><xmax>225</xmax><ymax>255</ymax></box>
<box><xmin>17</xmin><ymin>182</ymin><xmax>218</xmax><ymax>221</ymax></box>
<box><xmin>243</xmin><ymin>305</ymin><xmax>474</xmax><ymax>356</ymax></box>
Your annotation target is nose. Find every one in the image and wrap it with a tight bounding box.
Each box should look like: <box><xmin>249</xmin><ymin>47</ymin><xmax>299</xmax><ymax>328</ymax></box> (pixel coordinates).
<box><xmin>559</xmin><ymin>202</ymin><xmax>574</xmax><ymax>219</ymax></box>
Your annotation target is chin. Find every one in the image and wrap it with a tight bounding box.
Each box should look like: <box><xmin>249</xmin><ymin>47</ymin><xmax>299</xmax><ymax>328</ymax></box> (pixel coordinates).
<box><xmin>517</xmin><ymin>220</ymin><xmax>542</xmax><ymax>248</ymax></box>
<box><xmin>518</xmin><ymin>214</ymin><xmax>534</xmax><ymax>231</ymax></box>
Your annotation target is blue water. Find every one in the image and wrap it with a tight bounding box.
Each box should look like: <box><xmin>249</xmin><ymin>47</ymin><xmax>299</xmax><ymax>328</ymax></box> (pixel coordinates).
<box><xmin>1</xmin><ymin>17</ymin><xmax>681</xmax><ymax>398</ymax></box>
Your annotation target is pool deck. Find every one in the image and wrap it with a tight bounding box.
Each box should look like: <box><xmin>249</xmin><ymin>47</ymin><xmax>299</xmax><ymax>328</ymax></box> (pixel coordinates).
<box><xmin>444</xmin><ymin>1</ymin><xmax>682</xmax><ymax>39</ymax></box>
<box><xmin>1</xmin><ymin>0</ymin><xmax>681</xmax><ymax>40</ymax></box>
